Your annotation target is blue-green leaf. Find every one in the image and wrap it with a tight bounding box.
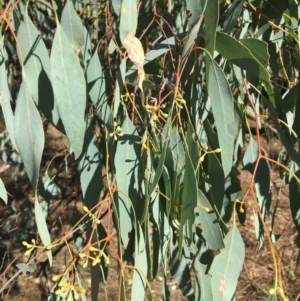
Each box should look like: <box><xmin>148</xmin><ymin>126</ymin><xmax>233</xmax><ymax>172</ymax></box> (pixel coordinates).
<box><xmin>0</xmin><ymin>178</ymin><xmax>7</xmax><ymax>205</ymax></box>
<box><xmin>50</xmin><ymin>21</ymin><xmax>86</xmax><ymax>159</ymax></box>
<box><xmin>115</xmin><ymin>113</ymin><xmax>140</xmax><ymax>246</ymax></box>
<box><xmin>14</xmin><ymin>82</ymin><xmax>44</xmax><ymax>191</ymax></box>
<box><xmin>17</xmin><ymin>13</ymin><xmax>61</xmax><ymax>131</ymax></box>
<box><xmin>223</xmin><ymin>0</ymin><xmax>243</xmax><ymax>33</ymax></box>
<box><xmin>119</xmin><ymin>0</ymin><xmax>138</xmax><ymax>42</ymax></box>
<box><xmin>209</xmin><ymin>225</ymin><xmax>245</xmax><ymax>301</ymax></box>
<box><xmin>0</xmin><ymin>38</ymin><xmax>17</xmax><ymax>149</ymax></box>
<box><xmin>61</xmin><ymin>0</ymin><xmax>84</xmax><ymax>52</ymax></box>
<box><xmin>87</xmin><ymin>50</ymin><xmax>105</xmax><ymax>107</ymax></box>
<box><xmin>196</xmin><ymin>189</ymin><xmax>224</xmax><ymax>250</ymax></box>
<box><xmin>131</xmin><ymin>223</ymin><xmax>148</xmax><ymax>301</ymax></box>
<box><xmin>193</xmin><ymin>260</ymin><xmax>213</xmax><ymax>301</ymax></box>
<box><xmin>35</xmin><ymin>194</ymin><xmax>52</xmax><ymax>266</ymax></box>
<box><xmin>208</xmin><ymin>59</ymin><xmax>235</xmax><ymax>177</ymax></box>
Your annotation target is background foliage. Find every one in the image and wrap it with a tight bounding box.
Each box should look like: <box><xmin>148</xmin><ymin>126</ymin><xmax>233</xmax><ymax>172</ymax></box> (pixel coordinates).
<box><xmin>0</xmin><ymin>0</ymin><xmax>300</xmax><ymax>300</ymax></box>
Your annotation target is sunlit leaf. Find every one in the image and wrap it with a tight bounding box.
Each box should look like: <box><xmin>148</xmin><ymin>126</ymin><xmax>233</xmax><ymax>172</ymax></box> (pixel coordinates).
<box><xmin>17</xmin><ymin>12</ymin><xmax>62</xmax><ymax>131</ymax></box>
<box><xmin>209</xmin><ymin>224</ymin><xmax>245</xmax><ymax>301</ymax></box>
<box><xmin>50</xmin><ymin>21</ymin><xmax>86</xmax><ymax>159</ymax></box>
<box><xmin>87</xmin><ymin>49</ymin><xmax>105</xmax><ymax>107</ymax></box>
<box><xmin>14</xmin><ymin>82</ymin><xmax>44</xmax><ymax>191</ymax></box>
<box><xmin>195</xmin><ymin>189</ymin><xmax>224</xmax><ymax>250</ymax></box>
<box><xmin>208</xmin><ymin>59</ymin><xmax>235</xmax><ymax>177</ymax></box>
<box><xmin>0</xmin><ymin>178</ymin><xmax>7</xmax><ymax>205</ymax></box>
<box><xmin>131</xmin><ymin>223</ymin><xmax>148</xmax><ymax>301</ymax></box>
<box><xmin>61</xmin><ymin>0</ymin><xmax>84</xmax><ymax>52</ymax></box>
<box><xmin>115</xmin><ymin>113</ymin><xmax>140</xmax><ymax>246</ymax></box>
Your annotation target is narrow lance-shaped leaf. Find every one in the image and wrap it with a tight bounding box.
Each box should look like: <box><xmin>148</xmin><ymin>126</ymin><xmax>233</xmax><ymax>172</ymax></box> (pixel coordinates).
<box><xmin>0</xmin><ymin>39</ymin><xmax>17</xmax><ymax>149</ymax></box>
<box><xmin>209</xmin><ymin>224</ymin><xmax>245</xmax><ymax>301</ymax></box>
<box><xmin>208</xmin><ymin>59</ymin><xmax>235</xmax><ymax>178</ymax></box>
<box><xmin>87</xmin><ymin>49</ymin><xmax>105</xmax><ymax>107</ymax></box>
<box><xmin>17</xmin><ymin>12</ymin><xmax>61</xmax><ymax>130</ymax></box>
<box><xmin>119</xmin><ymin>0</ymin><xmax>144</xmax><ymax>89</ymax></box>
<box><xmin>223</xmin><ymin>0</ymin><xmax>243</xmax><ymax>33</ymax></box>
<box><xmin>60</xmin><ymin>0</ymin><xmax>84</xmax><ymax>52</ymax></box>
<box><xmin>195</xmin><ymin>189</ymin><xmax>224</xmax><ymax>250</ymax></box>
<box><xmin>50</xmin><ymin>21</ymin><xmax>86</xmax><ymax>159</ymax></box>
<box><xmin>115</xmin><ymin>113</ymin><xmax>140</xmax><ymax>246</ymax></box>
<box><xmin>131</xmin><ymin>223</ymin><xmax>148</xmax><ymax>301</ymax></box>
<box><xmin>14</xmin><ymin>81</ymin><xmax>44</xmax><ymax>191</ymax></box>
<box><xmin>14</xmin><ymin>82</ymin><xmax>52</xmax><ymax>265</ymax></box>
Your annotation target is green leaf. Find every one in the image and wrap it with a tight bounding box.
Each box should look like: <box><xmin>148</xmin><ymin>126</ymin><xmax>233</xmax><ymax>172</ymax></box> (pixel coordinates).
<box><xmin>216</xmin><ymin>32</ymin><xmax>270</xmax><ymax>83</ymax></box>
<box><xmin>50</xmin><ymin>21</ymin><xmax>86</xmax><ymax>159</ymax></box>
<box><xmin>182</xmin><ymin>16</ymin><xmax>202</xmax><ymax>60</ymax></box>
<box><xmin>60</xmin><ymin>0</ymin><xmax>84</xmax><ymax>52</ymax></box>
<box><xmin>209</xmin><ymin>224</ymin><xmax>245</xmax><ymax>301</ymax></box>
<box><xmin>149</xmin><ymin>138</ymin><xmax>169</xmax><ymax>195</ymax></box>
<box><xmin>223</xmin><ymin>0</ymin><xmax>243</xmax><ymax>33</ymax></box>
<box><xmin>196</xmin><ymin>189</ymin><xmax>224</xmax><ymax>250</ymax></box>
<box><xmin>82</xmin><ymin>26</ymin><xmax>92</xmax><ymax>68</ymax></box>
<box><xmin>208</xmin><ymin>154</ymin><xmax>225</xmax><ymax>213</ymax></box>
<box><xmin>119</xmin><ymin>0</ymin><xmax>138</xmax><ymax>42</ymax></box>
<box><xmin>114</xmin><ymin>59</ymin><xmax>126</xmax><ymax>117</ymax></box>
<box><xmin>179</xmin><ymin>130</ymin><xmax>198</xmax><ymax>251</ymax></box>
<box><xmin>131</xmin><ymin>223</ymin><xmax>148</xmax><ymax>301</ymax></box>
<box><xmin>208</xmin><ymin>59</ymin><xmax>235</xmax><ymax>177</ymax></box>
<box><xmin>170</xmin><ymin>242</ymin><xmax>194</xmax><ymax>299</ymax></box>
<box><xmin>0</xmin><ymin>178</ymin><xmax>7</xmax><ymax>205</ymax></box>
<box><xmin>186</xmin><ymin>0</ymin><xmax>203</xmax><ymax>27</ymax></box>
<box><xmin>35</xmin><ymin>194</ymin><xmax>52</xmax><ymax>266</ymax></box>
<box><xmin>87</xmin><ymin>50</ymin><xmax>105</xmax><ymax>107</ymax></box>
<box><xmin>193</xmin><ymin>260</ymin><xmax>213</xmax><ymax>301</ymax></box>
<box><xmin>17</xmin><ymin>13</ymin><xmax>62</xmax><ymax>131</ymax></box>
<box><xmin>240</xmin><ymin>38</ymin><xmax>270</xmax><ymax>68</ymax></box>
<box><xmin>14</xmin><ymin>82</ymin><xmax>44</xmax><ymax>191</ymax></box>
<box><xmin>202</xmin><ymin>0</ymin><xmax>218</xmax><ymax>57</ymax></box>
<box><xmin>0</xmin><ymin>39</ymin><xmax>17</xmax><ymax>150</ymax></box>
<box><xmin>115</xmin><ymin>113</ymin><xmax>140</xmax><ymax>246</ymax></box>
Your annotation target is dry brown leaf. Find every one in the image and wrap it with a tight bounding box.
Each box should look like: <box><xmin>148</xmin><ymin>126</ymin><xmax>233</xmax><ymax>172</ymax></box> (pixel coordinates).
<box><xmin>123</xmin><ymin>32</ymin><xmax>145</xmax><ymax>90</ymax></box>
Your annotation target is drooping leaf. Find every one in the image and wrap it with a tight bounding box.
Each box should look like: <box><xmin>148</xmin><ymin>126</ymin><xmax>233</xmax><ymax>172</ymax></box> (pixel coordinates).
<box><xmin>208</xmin><ymin>153</ymin><xmax>225</xmax><ymax>213</ymax></box>
<box><xmin>193</xmin><ymin>260</ymin><xmax>213</xmax><ymax>301</ymax></box>
<box><xmin>50</xmin><ymin>21</ymin><xmax>86</xmax><ymax>159</ymax></box>
<box><xmin>119</xmin><ymin>0</ymin><xmax>137</xmax><ymax>41</ymax></box>
<box><xmin>223</xmin><ymin>0</ymin><xmax>243</xmax><ymax>33</ymax></box>
<box><xmin>186</xmin><ymin>0</ymin><xmax>203</xmax><ymax>27</ymax></box>
<box><xmin>209</xmin><ymin>225</ymin><xmax>245</xmax><ymax>301</ymax></box>
<box><xmin>131</xmin><ymin>223</ymin><xmax>148</xmax><ymax>301</ymax></box>
<box><xmin>170</xmin><ymin>242</ymin><xmax>194</xmax><ymax>300</ymax></box>
<box><xmin>195</xmin><ymin>189</ymin><xmax>224</xmax><ymax>250</ymax></box>
<box><xmin>79</xmin><ymin>122</ymin><xmax>103</xmax><ymax>301</ymax></box>
<box><xmin>115</xmin><ymin>113</ymin><xmax>140</xmax><ymax>246</ymax></box>
<box><xmin>208</xmin><ymin>59</ymin><xmax>235</xmax><ymax>177</ymax></box>
<box><xmin>0</xmin><ymin>38</ymin><xmax>17</xmax><ymax>149</ymax></box>
<box><xmin>14</xmin><ymin>81</ymin><xmax>44</xmax><ymax>191</ymax></box>
<box><xmin>114</xmin><ymin>59</ymin><xmax>126</xmax><ymax>117</ymax></box>
<box><xmin>82</xmin><ymin>26</ymin><xmax>92</xmax><ymax>68</ymax></box>
<box><xmin>179</xmin><ymin>125</ymin><xmax>198</xmax><ymax>252</ymax></box>
<box><xmin>87</xmin><ymin>49</ymin><xmax>106</xmax><ymax>107</ymax></box>
<box><xmin>149</xmin><ymin>137</ymin><xmax>169</xmax><ymax>195</ymax></box>
<box><xmin>60</xmin><ymin>0</ymin><xmax>84</xmax><ymax>52</ymax></box>
<box><xmin>17</xmin><ymin>12</ymin><xmax>62</xmax><ymax>131</ymax></box>
<box><xmin>35</xmin><ymin>194</ymin><xmax>52</xmax><ymax>266</ymax></box>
